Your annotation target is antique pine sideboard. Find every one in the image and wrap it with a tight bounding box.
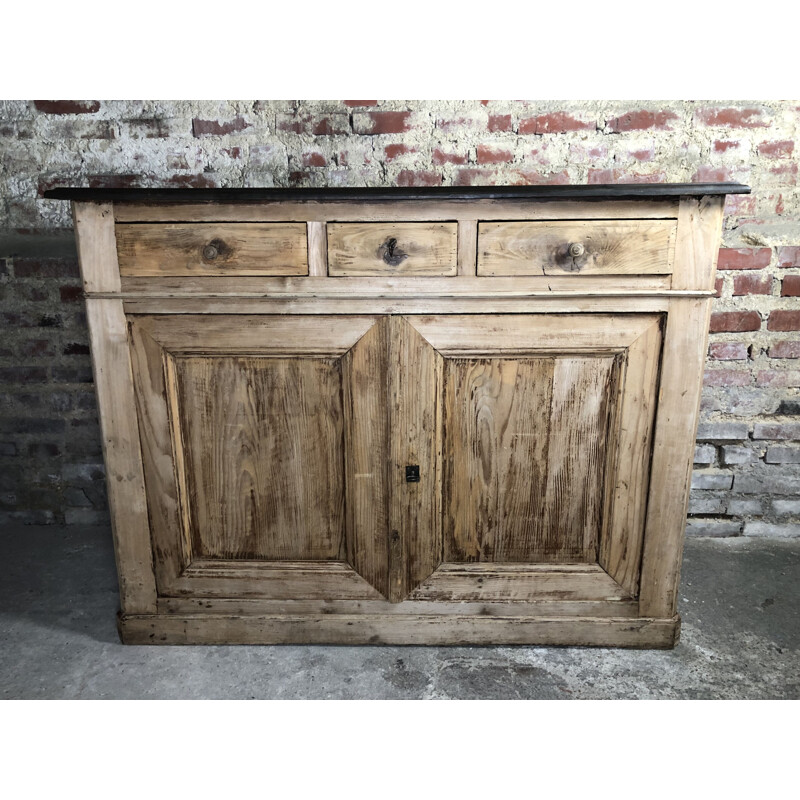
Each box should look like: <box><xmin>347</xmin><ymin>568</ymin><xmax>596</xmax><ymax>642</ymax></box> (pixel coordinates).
<box><xmin>47</xmin><ymin>183</ymin><xmax>748</xmax><ymax>647</ymax></box>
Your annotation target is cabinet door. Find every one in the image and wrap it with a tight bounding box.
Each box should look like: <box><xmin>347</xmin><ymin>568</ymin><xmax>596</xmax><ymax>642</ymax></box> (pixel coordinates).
<box><xmin>128</xmin><ymin>314</ymin><xmax>440</xmax><ymax>603</ymax></box>
<box><xmin>406</xmin><ymin>314</ymin><xmax>663</xmax><ymax>604</ymax></box>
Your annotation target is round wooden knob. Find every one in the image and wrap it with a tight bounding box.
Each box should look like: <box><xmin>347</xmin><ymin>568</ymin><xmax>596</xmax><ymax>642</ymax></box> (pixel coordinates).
<box><xmin>568</xmin><ymin>242</ymin><xmax>585</xmax><ymax>258</ymax></box>
<box><xmin>202</xmin><ymin>244</ymin><xmax>219</xmax><ymax>260</ymax></box>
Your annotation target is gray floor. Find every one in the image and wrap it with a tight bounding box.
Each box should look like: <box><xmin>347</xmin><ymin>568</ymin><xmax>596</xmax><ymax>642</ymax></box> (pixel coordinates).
<box><xmin>1</xmin><ymin>524</ymin><xmax>798</xmax><ymax>699</ymax></box>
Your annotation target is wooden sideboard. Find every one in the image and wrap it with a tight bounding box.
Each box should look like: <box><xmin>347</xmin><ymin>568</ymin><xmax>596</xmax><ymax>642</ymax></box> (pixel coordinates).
<box><xmin>47</xmin><ymin>183</ymin><xmax>749</xmax><ymax>647</ymax></box>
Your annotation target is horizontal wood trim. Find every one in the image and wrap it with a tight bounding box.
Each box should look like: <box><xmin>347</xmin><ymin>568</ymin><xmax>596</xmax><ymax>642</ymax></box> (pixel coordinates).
<box><xmin>409</xmin><ymin>313</ymin><xmax>660</xmax><ymax>354</ymax></box>
<box><xmin>129</xmin><ymin>314</ymin><xmax>377</xmax><ymax>354</ymax></box>
<box><xmin>408</xmin><ymin>563</ymin><xmax>632</xmax><ymax>602</ymax></box>
<box><xmin>166</xmin><ymin>561</ymin><xmax>384</xmax><ymax>600</ymax></box>
<box><xmin>478</xmin><ymin>220</ymin><xmax>677</xmax><ymax>276</ymax></box>
<box><xmin>116</xmin><ymin>223</ymin><xmax>308</xmax><ymax>276</ymax></box>
<box><xmin>328</xmin><ymin>222</ymin><xmax>457</xmax><ymax>276</ymax></box>
<box><xmin>119</xmin><ymin>613</ymin><xmax>680</xmax><ymax>647</ymax></box>
<box><xmin>110</xmin><ymin>199</ymin><xmax>682</xmax><ymax>224</ymax></box>
<box><xmin>157</xmin><ymin>597</ymin><xmax>640</xmax><ymax>618</ymax></box>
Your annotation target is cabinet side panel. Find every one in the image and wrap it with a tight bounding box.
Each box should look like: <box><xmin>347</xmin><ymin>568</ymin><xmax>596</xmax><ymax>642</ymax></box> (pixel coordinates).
<box><xmin>73</xmin><ymin>202</ymin><xmax>122</xmax><ymax>293</ymax></box>
<box><xmin>85</xmin><ymin>299</ymin><xmax>157</xmax><ymax>613</ymax></box>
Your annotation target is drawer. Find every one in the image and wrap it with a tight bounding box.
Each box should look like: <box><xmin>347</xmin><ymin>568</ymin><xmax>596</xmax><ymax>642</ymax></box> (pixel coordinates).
<box><xmin>116</xmin><ymin>223</ymin><xmax>308</xmax><ymax>276</ymax></box>
<box><xmin>477</xmin><ymin>220</ymin><xmax>677</xmax><ymax>276</ymax></box>
<box><xmin>327</xmin><ymin>222</ymin><xmax>458</xmax><ymax>276</ymax></box>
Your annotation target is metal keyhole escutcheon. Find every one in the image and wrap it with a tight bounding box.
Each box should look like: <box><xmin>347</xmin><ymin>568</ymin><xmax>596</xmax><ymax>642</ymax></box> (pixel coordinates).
<box><xmin>380</xmin><ymin>237</ymin><xmax>409</xmax><ymax>267</ymax></box>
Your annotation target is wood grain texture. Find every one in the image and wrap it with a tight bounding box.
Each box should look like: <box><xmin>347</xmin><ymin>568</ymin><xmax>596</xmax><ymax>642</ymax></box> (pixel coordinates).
<box><xmin>541</xmin><ymin>357</ymin><xmax>616</xmax><ymax>561</ymax></box>
<box><xmin>409</xmin><ymin>563</ymin><xmax>632</xmax><ymax>602</ymax></box>
<box><xmin>328</xmin><ymin>222</ymin><xmax>458</xmax><ymax>276</ymax></box>
<box><xmin>86</xmin><ymin>300</ymin><xmax>157</xmax><ymax>612</ymax></box>
<box><xmin>457</xmin><ymin>219</ymin><xmax>478</xmax><ymax>275</ymax></box>
<box><xmin>388</xmin><ymin>317</ymin><xmax>443</xmax><ymax>601</ymax></box>
<box><xmin>341</xmin><ymin>319</ymin><xmax>391</xmax><ymax>597</ymax></box>
<box><xmin>119</xmin><ymin>613</ymin><xmax>680</xmax><ymax>648</ymax></box>
<box><xmin>599</xmin><ymin>318</ymin><xmax>663</xmax><ymax>595</ymax></box>
<box><xmin>175</xmin><ymin>356</ymin><xmax>345</xmax><ymax>560</ymax></box>
<box><xmin>443</xmin><ymin>357</ymin><xmax>554</xmax><ymax>562</ymax></box>
<box><xmin>639</xmin><ymin>298</ymin><xmax>715</xmax><ymax>617</ymax></box>
<box><xmin>671</xmin><ymin>196</ymin><xmax>726</xmax><ymax>291</ymax></box>
<box><xmin>116</xmin><ymin>223</ymin><xmax>308</xmax><ymax>276</ymax></box>
<box><xmin>113</xmin><ymin>198</ymin><xmax>681</xmax><ymax>224</ymax></box>
<box><xmin>478</xmin><ymin>220</ymin><xmax>677</xmax><ymax>276</ymax></box>
<box><xmin>306</xmin><ymin>220</ymin><xmax>327</xmax><ymax>276</ymax></box>
<box><xmin>73</xmin><ymin>202</ymin><xmax>121</xmax><ymax>292</ymax></box>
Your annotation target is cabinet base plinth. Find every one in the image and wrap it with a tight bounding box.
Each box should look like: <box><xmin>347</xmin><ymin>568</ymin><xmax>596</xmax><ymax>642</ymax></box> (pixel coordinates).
<box><xmin>118</xmin><ymin>612</ymin><xmax>681</xmax><ymax>649</ymax></box>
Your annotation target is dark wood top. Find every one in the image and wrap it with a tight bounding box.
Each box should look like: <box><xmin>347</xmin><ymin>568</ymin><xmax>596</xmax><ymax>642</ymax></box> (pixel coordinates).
<box><xmin>43</xmin><ymin>183</ymin><xmax>750</xmax><ymax>204</ymax></box>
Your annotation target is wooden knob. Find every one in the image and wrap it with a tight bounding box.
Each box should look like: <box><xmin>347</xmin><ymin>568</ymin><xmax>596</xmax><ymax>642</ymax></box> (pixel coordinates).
<box><xmin>568</xmin><ymin>242</ymin><xmax>585</xmax><ymax>258</ymax></box>
<box><xmin>202</xmin><ymin>244</ymin><xmax>219</xmax><ymax>260</ymax></box>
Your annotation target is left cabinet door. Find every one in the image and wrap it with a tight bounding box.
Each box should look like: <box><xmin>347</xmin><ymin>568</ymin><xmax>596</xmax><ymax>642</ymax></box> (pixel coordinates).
<box><xmin>128</xmin><ymin>314</ymin><xmax>395</xmax><ymax>601</ymax></box>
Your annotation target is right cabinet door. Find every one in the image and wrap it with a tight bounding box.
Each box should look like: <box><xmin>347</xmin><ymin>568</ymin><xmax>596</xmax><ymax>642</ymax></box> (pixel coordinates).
<box><xmin>405</xmin><ymin>313</ymin><xmax>663</xmax><ymax>604</ymax></box>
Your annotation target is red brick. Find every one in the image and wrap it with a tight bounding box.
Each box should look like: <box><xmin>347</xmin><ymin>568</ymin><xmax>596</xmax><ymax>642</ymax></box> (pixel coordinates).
<box><xmin>453</xmin><ymin>168</ymin><xmax>497</xmax><ymax>186</ymax></box>
<box><xmin>709</xmin><ymin>311</ymin><xmax>761</xmax><ymax>332</ymax></box>
<box><xmin>301</xmin><ymin>151</ymin><xmax>326</xmax><ymax>168</ymax></box>
<box><xmin>223</xmin><ymin>147</ymin><xmax>242</xmax><ymax>159</ymax></box>
<box><xmin>629</xmin><ymin>146</ymin><xmax>655</xmax><ymax>161</ymax></box>
<box><xmin>709</xmin><ymin>342</ymin><xmax>748</xmax><ymax>360</ymax></box>
<box><xmin>33</xmin><ymin>100</ymin><xmax>100</xmax><ymax>114</ymax></box>
<box><xmin>758</xmin><ymin>140</ymin><xmax>794</xmax><ymax>159</ymax></box>
<box><xmin>166</xmin><ymin>173</ymin><xmax>217</xmax><ymax>188</ymax></box>
<box><xmin>606</xmin><ymin>110</ymin><xmax>678</xmax><ymax>132</ymax></box>
<box><xmin>768</xmin><ymin>310</ymin><xmax>800</xmax><ymax>331</ymax></box>
<box><xmin>396</xmin><ymin>169</ymin><xmax>442</xmax><ymax>187</ymax></box>
<box><xmin>192</xmin><ymin>117</ymin><xmax>250</xmax><ymax>136</ymax></box>
<box><xmin>353</xmin><ymin>111</ymin><xmax>411</xmax><ymax>135</ymax></box>
<box><xmin>488</xmin><ymin>114</ymin><xmax>512</xmax><ymax>132</ymax></box>
<box><xmin>753</xmin><ymin>423</ymin><xmax>800</xmax><ymax>440</ymax></box>
<box><xmin>59</xmin><ymin>285</ymin><xmax>83</xmax><ymax>302</ymax></box>
<box><xmin>513</xmin><ymin>170</ymin><xmax>570</xmax><ymax>185</ymax></box>
<box><xmin>778</xmin><ymin>247</ymin><xmax>800</xmax><ymax>267</ymax></box>
<box><xmin>477</xmin><ymin>144</ymin><xmax>513</xmax><ymax>164</ymax></box>
<box><xmin>276</xmin><ymin>113</ymin><xmax>349</xmax><ymax>135</ymax></box>
<box><xmin>713</xmin><ymin>140</ymin><xmax>741</xmax><ymax>152</ymax></box>
<box><xmin>588</xmin><ymin>169</ymin><xmax>666</xmax><ymax>184</ymax></box>
<box><xmin>383</xmin><ymin>144</ymin><xmax>414</xmax><ymax>161</ymax></box>
<box><xmin>519</xmin><ymin>112</ymin><xmax>594</xmax><ymax>134</ymax></box>
<box><xmin>782</xmin><ymin>276</ymin><xmax>800</xmax><ymax>297</ymax></box>
<box><xmin>714</xmin><ymin>276</ymin><xmax>724</xmax><ymax>297</ymax></box>
<box><xmin>432</xmin><ymin>148</ymin><xmax>468</xmax><ymax>166</ymax></box>
<box><xmin>756</xmin><ymin>370</ymin><xmax>800</xmax><ymax>388</ymax></box>
<box><xmin>733</xmin><ymin>274</ymin><xmax>772</xmax><ymax>296</ymax></box>
<box><xmin>13</xmin><ymin>259</ymin><xmax>79</xmax><ymax>279</ymax></box>
<box><xmin>703</xmin><ymin>369</ymin><xmax>751</xmax><ymax>387</ymax></box>
<box><xmin>87</xmin><ymin>174</ymin><xmax>142</xmax><ymax>189</ymax></box>
<box><xmin>717</xmin><ymin>247</ymin><xmax>772</xmax><ymax>270</ymax></box>
<box><xmin>770</xmin><ymin>341</ymin><xmax>800</xmax><ymax>359</ymax></box>
<box><xmin>693</xmin><ymin>165</ymin><xmax>732</xmax><ymax>182</ymax></box>
<box><xmin>696</xmin><ymin>107</ymin><xmax>769</xmax><ymax>128</ymax></box>
<box><xmin>343</xmin><ymin>101</ymin><xmax>377</xmax><ymax>107</ymax></box>
<box><xmin>723</xmin><ymin>195</ymin><xmax>757</xmax><ymax>216</ymax></box>
<box><xmin>766</xmin><ymin>162</ymin><xmax>798</xmax><ymax>185</ymax></box>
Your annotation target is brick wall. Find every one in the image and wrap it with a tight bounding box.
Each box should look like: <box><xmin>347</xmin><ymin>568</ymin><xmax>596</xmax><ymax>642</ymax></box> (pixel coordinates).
<box><xmin>1</xmin><ymin>100</ymin><xmax>798</xmax><ymax>535</ymax></box>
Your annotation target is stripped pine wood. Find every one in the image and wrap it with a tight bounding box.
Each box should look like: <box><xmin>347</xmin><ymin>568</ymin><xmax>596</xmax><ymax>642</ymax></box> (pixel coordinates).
<box><xmin>74</xmin><ymin>203</ymin><xmax>121</xmax><ymax>293</ymax></box>
<box><xmin>113</xmin><ymin>198</ymin><xmax>680</xmax><ymax>223</ymax></box>
<box><xmin>599</xmin><ymin>318</ymin><xmax>663</xmax><ymax>595</ymax></box>
<box><xmin>306</xmin><ymin>221</ymin><xmax>328</xmax><ymax>276</ymax></box>
<box><xmin>157</xmin><ymin>597</ymin><xmax>641</xmax><ymax>619</ymax></box>
<box><xmin>85</xmin><ymin>300</ymin><xmax>157</xmax><ymax>611</ymax></box>
<box><xmin>341</xmin><ymin>319</ymin><xmax>391</xmax><ymax>597</ymax></box>
<box><xmin>118</xmin><ymin>614</ymin><xmax>681</xmax><ymax>648</ymax></box>
<box><xmin>175</xmin><ymin>356</ymin><xmax>346</xmax><ymax>560</ymax></box>
<box><xmin>541</xmin><ymin>357</ymin><xmax>616</xmax><ymax>561</ymax></box>
<box><xmin>478</xmin><ymin>220</ymin><xmax>677</xmax><ymax>276</ymax></box>
<box><xmin>443</xmin><ymin>357</ymin><xmax>554</xmax><ymax>562</ymax></box>
<box><xmin>116</xmin><ymin>223</ymin><xmax>308</xmax><ymax>276</ymax></box>
<box><xmin>388</xmin><ymin>317</ymin><xmax>443</xmax><ymax>601</ymax></box>
<box><xmin>671</xmin><ymin>196</ymin><xmax>726</xmax><ymax>291</ymax></box>
<box><xmin>327</xmin><ymin>222</ymin><xmax>457</xmax><ymax>276</ymax></box>
<box><xmin>409</xmin><ymin>563</ymin><xmax>632</xmax><ymax>602</ymax></box>
<box><xmin>457</xmin><ymin>219</ymin><xmax>478</xmax><ymax>275</ymax></box>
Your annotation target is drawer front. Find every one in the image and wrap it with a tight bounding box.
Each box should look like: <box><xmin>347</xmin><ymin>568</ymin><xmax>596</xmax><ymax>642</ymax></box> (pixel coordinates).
<box><xmin>477</xmin><ymin>220</ymin><xmax>677</xmax><ymax>276</ymax></box>
<box><xmin>327</xmin><ymin>222</ymin><xmax>458</xmax><ymax>276</ymax></box>
<box><xmin>116</xmin><ymin>223</ymin><xmax>308</xmax><ymax>276</ymax></box>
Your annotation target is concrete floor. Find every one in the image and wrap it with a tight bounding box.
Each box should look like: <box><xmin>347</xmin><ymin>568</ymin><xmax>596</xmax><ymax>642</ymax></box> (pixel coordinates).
<box><xmin>1</xmin><ymin>524</ymin><xmax>798</xmax><ymax>699</ymax></box>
